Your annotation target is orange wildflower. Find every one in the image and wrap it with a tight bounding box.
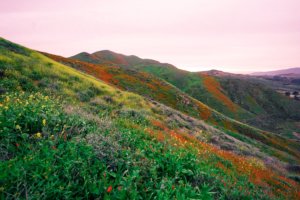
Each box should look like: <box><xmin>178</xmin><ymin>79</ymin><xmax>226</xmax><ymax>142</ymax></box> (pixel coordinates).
<box><xmin>107</xmin><ymin>186</ymin><xmax>113</xmax><ymax>193</ymax></box>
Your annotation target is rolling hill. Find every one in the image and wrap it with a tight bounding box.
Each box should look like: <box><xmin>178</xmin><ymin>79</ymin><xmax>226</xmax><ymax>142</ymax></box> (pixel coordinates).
<box><xmin>71</xmin><ymin>50</ymin><xmax>300</xmax><ymax>139</ymax></box>
<box><xmin>1</xmin><ymin>37</ymin><xmax>300</xmax><ymax>199</ymax></box>
<box><xmin>46</xmin><ymin>52</ymin><xmax>300</xmax><ymax>165</ymax></box>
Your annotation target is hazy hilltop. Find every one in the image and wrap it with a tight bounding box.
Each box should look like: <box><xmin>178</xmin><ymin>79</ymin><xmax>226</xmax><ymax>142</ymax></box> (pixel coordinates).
<box><xmin>252</xmin><ymin>67</ymin><xmax>300</xmax><ymax>76</ymax></box>
<box><xmin>71</xmin><ymin>50</ymin><xmax>171</xmax><ymax>68</ymax></box>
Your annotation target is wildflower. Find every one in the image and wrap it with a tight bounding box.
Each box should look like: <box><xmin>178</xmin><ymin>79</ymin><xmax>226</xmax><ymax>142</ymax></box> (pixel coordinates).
<box><xmin>16</xmin><ymin>143</ymin><xmax>20</xmax><ymax>147</ymax></box>
<box><xmin>107</xmin><ymin>186</ymin><xmax>113</xmax><ymax>193</ymax></box>
<box><xmin>15</xmin><ymin>125</ymin><xmax>21</xmax><ymax>130</ymax></box>
<box><xmin>35</xmin><ymin>132</ymin><xmax>42</xmax><ymax>139</ymax></box>
<box><xmin>42</xmin><ymin>119</ymin><xmax>46</xmax><ymax>126</ymax></box>
<box><xmin>5</xmin><ymin>96</ymin><xmax>10</xmax><ymax>102</ymax></box>
<box><xmin>0</xmin><ymin>103</ymin><xmax>3</xmax><ymax>107</ymax></box>
<box><xmin>4</xmin><ymin>106</ymin><xmax>8</xmax><ymax>110</ymax></box>
<box><xmin>50</xmin><ymin>135</ymin><xmax>55</xmax><ymax>140</ymax></box>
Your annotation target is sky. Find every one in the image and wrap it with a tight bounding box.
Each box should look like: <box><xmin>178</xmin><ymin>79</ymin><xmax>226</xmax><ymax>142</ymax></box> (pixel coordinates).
<box><xmin>1</xmin><ymin>0</ymin><xmax>300</xmax><ymax>73</ymax></box>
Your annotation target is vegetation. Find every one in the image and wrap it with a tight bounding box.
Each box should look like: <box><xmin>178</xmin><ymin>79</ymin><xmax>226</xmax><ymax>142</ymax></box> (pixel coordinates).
<box><xmin>48</xmin><ymin>51</ymin><xmax>300</xmax><ymax>166</ymax></box>
<box><xmin>70</xmin><ymin>50</ymin><xmax>300</xmax><ymax>139</ymax></box>
<box><xmin>1</xmin><ymin>37</ymin><xmax>300</xmax><ymax>199</ymax></box>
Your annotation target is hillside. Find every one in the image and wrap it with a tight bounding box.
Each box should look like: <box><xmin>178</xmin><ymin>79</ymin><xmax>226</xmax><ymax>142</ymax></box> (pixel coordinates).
<box><xmin>213</xmin><ymin>76</ymin><xmax>300</xmax><ymax>137</ymax></box>
<box><xmin>71</xmin><ymin>50</ymin><xmax>300</xmax><ymax>139</ymax></box>
<box><xmin>47</xmin><ymin>52</ymin><xmax>300</xmax><ymax>165</ymax></box>
<box><xmin>71</xmin><ymin>52</ymin><xmax>253</xmax><ymax>119</ymax></box>
<box><xmin>1</xmin><ymin>38</ymin><xmax>300</xmax><ymax>199</ymax></box>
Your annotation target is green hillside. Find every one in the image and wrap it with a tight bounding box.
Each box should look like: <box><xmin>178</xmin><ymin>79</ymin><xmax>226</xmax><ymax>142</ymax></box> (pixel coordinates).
<box><xmin>48</xmin><ymin>52</ymin><xmax>300</xmax><ymax>167</ymax></box>
<box><xmin>71</xmin><ymin>50</ymin><xmax>300</xmax><ymax>139</ymax></box>
<box><xmin>216</xmin><ymin>76</ymin><xmax>300</xmax><ymax>138</ymax></box>
<box><xmin>71</xmin><ymin>51</ymin><xmax>252</xmax><ymax>120</ymax></box>
<box><xmin>1</xmin><ymin>38</ymin><xmax>300</xmax><ymax>199</ymax></box>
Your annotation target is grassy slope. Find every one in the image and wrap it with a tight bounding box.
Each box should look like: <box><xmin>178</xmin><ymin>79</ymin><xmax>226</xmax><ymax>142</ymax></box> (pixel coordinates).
<box><xmin>64</xmin><ymin>52</ymin><xmax>300</xmax><ymax>164</ymax></box>
<box><xmin>71</xmin><ymin>51</ymin><xmax>253</xmax><ymax>120</ymax></box>
<box><xmin>71</xmin><ymin>51</ymin><xmax>300</xmax><ymax>139</ymax></box>
<box><xmin>1</xmin><ymin>38</ymin><xmax>300</xmax><ymax>199</ymax></box>
<box><xmin>136</xmin><ymin>65</ymin><xmax>300</xmax><ymax>136</ymax></box>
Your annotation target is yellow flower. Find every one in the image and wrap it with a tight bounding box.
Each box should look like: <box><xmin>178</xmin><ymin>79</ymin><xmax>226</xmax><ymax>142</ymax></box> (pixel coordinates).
<box><xmin>16</xmin><ymin>125</ymin><xmax>21</xmax><ymax>130</ymax></box>
<box><xmin>0</xmin><ymin>103</ymin><xmax>3</xmax><ymax>107</ymax></box>
<box><xmin>50</xmin><ymin>135</ymin><xmax>55</xmax><ymax>140</ymax></box>
<box><xmin>42</xmin><ymin>119</ymin><xmax>46</xmax><ymax>126</ymax></box>
<box><xmin>5</xmin><ymin>96</ymin><xmax>10</xmax><ymax>102</ymax></box>
<box><xmin>35</xmin><ymin>132</ymin><xmax>42</xmax><ymax>139</ymax></box>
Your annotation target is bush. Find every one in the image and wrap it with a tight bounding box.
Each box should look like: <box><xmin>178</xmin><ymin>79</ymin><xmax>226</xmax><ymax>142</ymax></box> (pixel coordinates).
<box><xmin>115</xmin><ymin>109</ymin><xmax>149</xmax><ymax>125</ymax></box>
<box><xmin>77</xmin><ymin>86</ymin><xmax>102</xmax><ymax>102</ymax></box>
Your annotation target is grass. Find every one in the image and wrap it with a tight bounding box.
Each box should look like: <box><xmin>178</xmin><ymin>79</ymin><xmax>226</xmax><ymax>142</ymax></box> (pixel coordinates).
<box><xmin>1</xmin><ymin>37</ymin><xmax>300</xmax><ymax>199</ymax></box>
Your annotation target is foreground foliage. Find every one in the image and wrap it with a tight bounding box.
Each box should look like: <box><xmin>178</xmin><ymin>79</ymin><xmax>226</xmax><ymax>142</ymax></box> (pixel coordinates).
<box><xmin>2</xmin><ymin>92</ymin><xmax>299</xmax><ymax>199</ymax></box>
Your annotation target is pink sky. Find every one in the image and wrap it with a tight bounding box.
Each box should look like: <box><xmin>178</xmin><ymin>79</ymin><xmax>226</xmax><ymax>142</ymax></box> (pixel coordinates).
<box><xmin>1</xmin><ymin>0</ymin><xmax>300</xmax><ymax>73</ymax></box>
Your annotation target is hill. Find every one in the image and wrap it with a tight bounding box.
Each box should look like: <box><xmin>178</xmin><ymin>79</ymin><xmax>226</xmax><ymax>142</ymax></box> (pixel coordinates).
<box><xmin>47</xmin><ymin>52</ymin><xmax>300</xmax><ymax>164</ymax></box>
<box><xmin>71</xmin><ymin>50</ymin><xmax>163</xmax><ymax>67</ymax></box>
<box><xmin>70</xmin><ymin>50</ymin><xmax>300</xmax><ymax>139</ymax></box>
<box><xmin>71</xmin><ymin>51</ymin><xmax>252</xmax><ymax>119</ymax></box>
<box><xmin>1</xmin><ymin>38</ymin><xmax>300</xmax><ymax>199</ymax></box>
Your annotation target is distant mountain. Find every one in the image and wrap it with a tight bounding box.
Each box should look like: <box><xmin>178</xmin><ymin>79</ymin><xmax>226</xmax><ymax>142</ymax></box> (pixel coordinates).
<box><xmin>252</xmin><ymin>67</ymin><xmax>300</xmax><ymax>76</ymax></box>
<box><xmin>199</xmin><ymin>69</ymin><xmax>246</xmax><ymax>77</ymax></box>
